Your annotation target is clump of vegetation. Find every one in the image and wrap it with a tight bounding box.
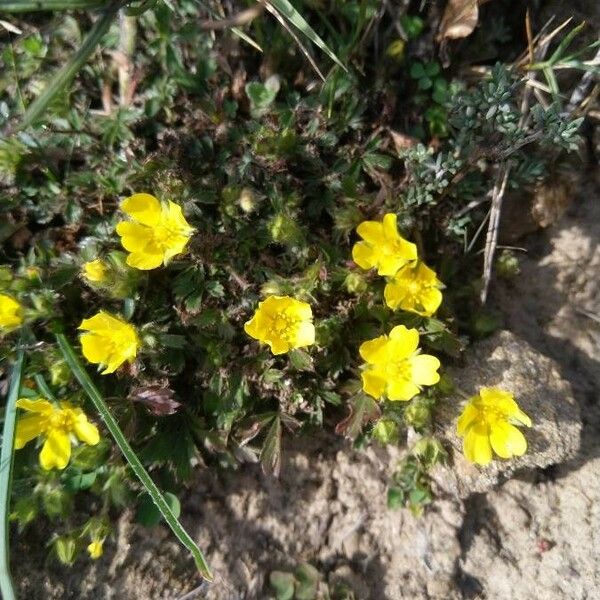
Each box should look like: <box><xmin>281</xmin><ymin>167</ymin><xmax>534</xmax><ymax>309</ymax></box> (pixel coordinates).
<box><xmin>0</xmin><ymin>0</ymin><xmax>596</xmax><ymax>591</ymax></box>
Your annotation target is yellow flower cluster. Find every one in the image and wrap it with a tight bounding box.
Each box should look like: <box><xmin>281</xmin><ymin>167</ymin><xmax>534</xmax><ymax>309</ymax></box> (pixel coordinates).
<box><xmin>352</xmin><ymin>213</ymin><xmax>443</xmax><ymax>317</ymax></box>
<box><xmin>76</xmin><ymin>192</ymin><xmax>193</xmax><ymax>373</ymax></box>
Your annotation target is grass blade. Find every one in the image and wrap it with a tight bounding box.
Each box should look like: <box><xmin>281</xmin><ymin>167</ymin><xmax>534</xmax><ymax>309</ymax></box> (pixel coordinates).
<box><xmin>55</xmin><ymin>334</ymin><xmax>213</xmax><ymax>581</ymax></box>
<box><xmin>0</xmin><ymin>349</ymin><xmax>25</xmax><ymax>600</ymax></box>
<box><xmin>17</xmin><ymin>2</ymin><xmax>121</xmax><ymax>130</ymax></box>
<box><xmin>0</xmin><ymin>0</ymin><xmax>105</xmax><ymax>11</ymax></box>
<box><xmin>266</xmin><ymin>0</ymin><xmax>346</xmax><ymax>71</ymax></box>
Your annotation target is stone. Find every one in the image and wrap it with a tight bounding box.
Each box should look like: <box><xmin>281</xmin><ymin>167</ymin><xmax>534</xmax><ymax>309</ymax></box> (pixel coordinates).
<box><xmin>432</xmin><ymin>330</ymin><xmax>582</xmax><ymax>499</ymax></box>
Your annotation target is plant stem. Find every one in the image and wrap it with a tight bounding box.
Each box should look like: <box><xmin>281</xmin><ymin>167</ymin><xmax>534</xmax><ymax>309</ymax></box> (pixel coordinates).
<box><xmin>55</xmin><ymin>334</ymin><xmax>213</xmax><ymax>581</ymax></box>
<box><xmin>0</xmin><ymin>349</ymin><xmax>25</xmax><ymax>600</ymax></box>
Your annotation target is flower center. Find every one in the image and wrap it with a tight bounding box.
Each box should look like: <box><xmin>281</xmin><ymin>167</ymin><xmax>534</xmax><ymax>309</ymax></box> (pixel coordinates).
<box><xmin>386</xmin><ymin>357</ymin><xmax>412</xmax><ymax>381</ymax></box>
<box><xmin>269</xmin><ymin>313</ymin><xmax>298</xmax><ymax>342</ymax></box>
<box><xmin>48</xmin><ymin>410</ymin><xmax>72</xmax><ymax>432</ymax></box>
<box><xmin>152</xmin><ymin>222</ymin><xmax>182</xmax><ymax>251</ymax></box>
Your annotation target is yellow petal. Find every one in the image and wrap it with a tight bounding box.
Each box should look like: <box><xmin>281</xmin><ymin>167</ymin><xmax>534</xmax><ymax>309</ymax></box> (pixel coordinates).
<box><xmin>383</xmin><ymin>281</ymin><xmax>404</xmax><ymax>310</ymax></box>
<box><xmin>87</xmin><ymin>539</ymin><xmax>104</xmax><ymax>559</ymax></box>
<box><xmin>244</xmin><ymin>315</ymin><xmax>262</xmax><ymax>341</ymax></box>
<box><xmin>359</xmin><ymin>336</ymin><xmax>388</xmax><ymax>364</ymax></box>
<box><xmin>351</xmin><ymin>242</ymin><xmax>376</xmax><ymax>270</ymax></box>
<box><xmin>293</xmin><ymin>322</ymin><xmax>315</xmax><ymax>347</ymax></box>
<box><xmin>356</xmin><ymin>220</ymin><xmax>384</xmax><ymax>243</ymax></box>
<box><xmin>361</xmin><ymin>369</ymin><xmax>387</xmax><ymax>399</ymax></box>
<box><xmin>80</xmin><ymin>333</ymin><xmax>108</xmax><ymax>364</ymax></box>
<box><xmin>377</xmin><ymin>254</ymin><xmax>406</xmax><ymax>277</ymax></box>
<box><xmin>15</xmin><ymin>414</ymin><xmax>47</xmax><ymax>449</ymax></box>
<box><xmin>120</xmin><ymin>193</ymin><xmax>162</xmax><ymax>226</ymax></box>
<box><xmin>126</xmin><ymin>251</ymin><xmax>164</xmax><ymax>270</ymax></box>
<box><xmin>386</xmin><ymin>378</ymin><xmax>420</xmax><ymax>401</ymax></box>
<box><xmin>463</xmin><ymin>424</ymin><xmax>492</xmax><ymax>466</ymax></box>
<box><xmin>78</xmin><ymin>311</ymin><xmax>117</xmax><ymax>333</ymax></box>
<box><xmin>456</xmin><ymin>402</ymin><xmax>480</xmax><ymax>436</ymax></box>
<box><xmin>489</xmin><ymin>421</ymin><xmax>527</xmax><ymax>459</ymax></box>
<box><xmin>409</xmin><ymin>354</ymin><xmax>441</xmax><ymax>386</ymax></box>
<box><xmin>72</xmin><ymin>414</ymin><xmax>100</xmax><ymax>446</ymax></box>
<box><xmin>419</xmin><ymin>287</ymin><xmax>443</xmax><ymax>316</ymax></box>
<box><xmin>15</xmin><ymin>398</ymin><xmax>54</xmax><ymax>414</ymax></box>
<box><xmin>270</xmin><ymin>338</ymin><xmax>291</xmax><ymax>355</ymax></box>
<box><xmin>382</xmin><ymin>213</ymin><xmax>398</xmax><ymax>240</ymax></box>
<box><xmin>0</xmin><ymin>294</ymin><xmax>23</xmax><ymax>328</ymax></box>
<box><xmin>39</xmin><ymin>429</ymin><xmax>71</xmax><ymax>470</ymax></box>
<box><xmin>388</xmin><ymin>325</ymin><xmax>420</xmax><ymax>358</ymax></box>
<box><xmin>165</xmin><ymin>200</ymin><xmax>194</xmax><ymax>234</ymax></box>
<box><xmin>116</xmin><ymin>221</ymin><xmax>153</xmax><ymax>253</ymax></box>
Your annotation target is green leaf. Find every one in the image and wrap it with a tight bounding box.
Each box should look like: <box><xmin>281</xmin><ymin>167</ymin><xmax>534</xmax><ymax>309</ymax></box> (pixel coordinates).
<box><xmin>335</xmin><ymin>393</ymin><xmax>380</xmax><ymax>440</ymax></box>
<box><xmin>288</xmin><ymin>348</ymin><xmax>313</xmax><ymax>371</ymax></box>
<box><xmin>0</xmin><ymin>0</ymin><xmax>104</xmax><ymax>10</ymax></box>
<box><xmin>269</xmin><ymin>571</ymin><xmax>295</xmax><ymax>600</ymax></box>
<box><xmin>267</xmin><ymin>0</ymin><xmax>346</xmax><ymax>71</ymax></box>
<box><xmin>64</xmin><ymin>471</ymin><xmax>97</xmax><ymax>492</ymax></box>
<box><xmin>260</xmin><ymin>416</ymin><xmax>282</xmax><ymax>477</ymax></box>
<box><xmin>0</xmin><ymin>349</ymin><xmax>24</xmax><ymax>600</ymax></box>
<box><xmin>54</xmin><ymin>536</ymin><xmax>77</xmax><ymax>566</ymax></box>
<box><xmin>56</xmin><ymin>334</ymin><xmax>212</xmax><ymax>581</ymax></box>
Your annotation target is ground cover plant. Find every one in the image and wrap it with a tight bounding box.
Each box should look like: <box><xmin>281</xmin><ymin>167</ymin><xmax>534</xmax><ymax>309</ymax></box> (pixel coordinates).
<box><xmin>0</xmin><ymin>0</ymin><xmax>597</xmax><ymax>595</ymax></box>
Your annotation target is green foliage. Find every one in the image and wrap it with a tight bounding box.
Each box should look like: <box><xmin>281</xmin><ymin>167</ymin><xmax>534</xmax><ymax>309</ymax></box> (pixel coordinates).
<box><xmin>269</xmin><ymin>562</ymin><xmax>355</xmax><ymax>600</ymax></box>
<box><xmin>0</xmin><ymin>0</ymin><xmax>592</xmax><ymax>578</ymax></box>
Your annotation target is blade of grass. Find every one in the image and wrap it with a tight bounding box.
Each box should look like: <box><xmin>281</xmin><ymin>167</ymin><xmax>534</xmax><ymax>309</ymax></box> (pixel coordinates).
<box><xmin>0</xmin><ymin>0</ymin><xmax>105</xmax><ymax>10</ymax></box>
<box><xmin>55</xmin><ymin>334</ymin><xmax>213</xmax><ymax>581</ymax></box>
<box><xmin>17</xmin><ymin>1</ymin><xmax>122</xmax><ymax>131</ymax></box>
<box><xmin>0</xmin><ymin>349</ymin><xmax>25</xmax><ymax>600</ymax></box>
<box><xmin>265</xmin><ymin>0</ymin><xmax>346</xmax><ymax>71</ymax></box>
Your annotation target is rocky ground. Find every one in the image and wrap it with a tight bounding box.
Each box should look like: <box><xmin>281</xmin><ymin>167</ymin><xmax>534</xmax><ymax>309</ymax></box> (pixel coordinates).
<box><xmin>14</xmin><ymin>172</ymin><xmax>600</xmax><ymax>598</ymax></box>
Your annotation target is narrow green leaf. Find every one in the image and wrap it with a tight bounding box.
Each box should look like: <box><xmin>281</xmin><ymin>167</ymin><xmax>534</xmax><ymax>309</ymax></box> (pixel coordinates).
<box><xmin>55</xmin><ymin>334</ymin><xmax>212</xmax><ymax>581</ymax></box>
<box><xmin>260</xmin><ymin>415</ymin><xmax>282</xmax><ymax>476</ymax></box>
<box><xmin>266</xmin><ymin>0</ymin><xmax>346</xmax><ymax>71</ymax></box>
<box><xmin>0</xmin><ymin>0</ymin><xmax>105</xmax><ymax>11</ymax></box>
<box><xmin>0</xmin><ymin>349</ymin><xmax>24</xmax><ymax>600</ymax></box>
<box><xmin>18</xmin><ymin>2</ymin><xmax>121</xmax><ymax>130</ymax></box>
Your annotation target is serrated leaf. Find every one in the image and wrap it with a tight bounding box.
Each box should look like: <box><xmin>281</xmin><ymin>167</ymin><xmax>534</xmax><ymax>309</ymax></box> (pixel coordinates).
<box><xmin>335</xmin><ymin>393</ymin><xmax>381</xmax><ymax>440</ymax></box>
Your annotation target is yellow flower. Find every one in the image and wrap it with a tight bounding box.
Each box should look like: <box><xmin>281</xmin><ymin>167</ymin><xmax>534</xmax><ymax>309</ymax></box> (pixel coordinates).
<box><xmin>359</xmin><ymin>325</ymin><xmax>440</xmax><ymax>401</ymax></box>
<box><xmin>87</xmin><ymin>539</ymin><xmax>104</xmax><ymax>559</ymax></box>
<box><xmin>244</xmin><ymin>295</ymin><xmax>315</xmax><ymax>355</ymax></box>
<box><xmin>384</xmin><ymin>262</ymin><xmax>443</xmax><ymax>317</ymax></box>
<box><xmin>457</xmin><ymin>387</ymin><xmax>532</xmax><ymax>466</ymax></box>
<box><xmin>15</xmin><ymin>399</ymin><xmax>100</xmax><ymax>470</ymax></box>
<box><xmin>116</xmin><ymin>193</ymin><xmax>194</xmax><ymax>270</ymax></box>
<box><xmin>78</xmin><ymin>311</ymin><xmax>140</xmax><ymax>374</ymax></box>
<box><xmin>0</xmin><ymin>294</ymin><xmax>23</xmax><ymax>329</ymax></box>
<box><xmin>352</xmin><ymin>213</ymin><xmax>417</xmax><ymax>277</ymax></box>
<box><xmin>82</xmin><ymin>259</ymin><xmax>109</xmax><ymax>283</ymax></box>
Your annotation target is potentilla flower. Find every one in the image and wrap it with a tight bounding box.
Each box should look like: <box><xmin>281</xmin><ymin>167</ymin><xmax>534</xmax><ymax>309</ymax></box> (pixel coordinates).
<box><xmin>116</xmin><ymin>193</ymin><xmax>194</xmax><ymax>270</ymax></box>
<box><xmin>82</xmin><ymin>259</ymin><xmax>109</xmax><ymax>283</ymax></box>
<box><xmin>87</xmin><ymin>539</ymin><xmax>104</xmax><ymax>559</ymax></box>
<box><xmin>384</xmin><ymin>262</ymin><xmax>443</xmax><ymax>317</ymax></box>
<box><xmin>457</xmin><ymin>387</ymin><xmax>532</xmax><ymax>466</ymax></box>
<box><xmin>244</xmin><ymin>295</ymin><xmax>315</xmax><ymax>355</ymax></box>
<box><xmin>78</xmin><ymin>311</ymin><xmax>140</xmax><ymax>374</ymax></box>
<box><xmin>359</xmin><ymin>325</ymin><xmax>440</xmax><ymax>401</ymax></box>
<box><xmin>0</xmin><ymin>294</ymin><xmax>23</xmax><ymax>329</ymax></box>
<box><xmin>352</xmin><ymin>213</ymin><xmax>417</xmax><ymax>277</ymax></box>
<box><xmin>15</xmin><ymin>399</ymin><xmax>100</xmax><ymax>470</ymax></box>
